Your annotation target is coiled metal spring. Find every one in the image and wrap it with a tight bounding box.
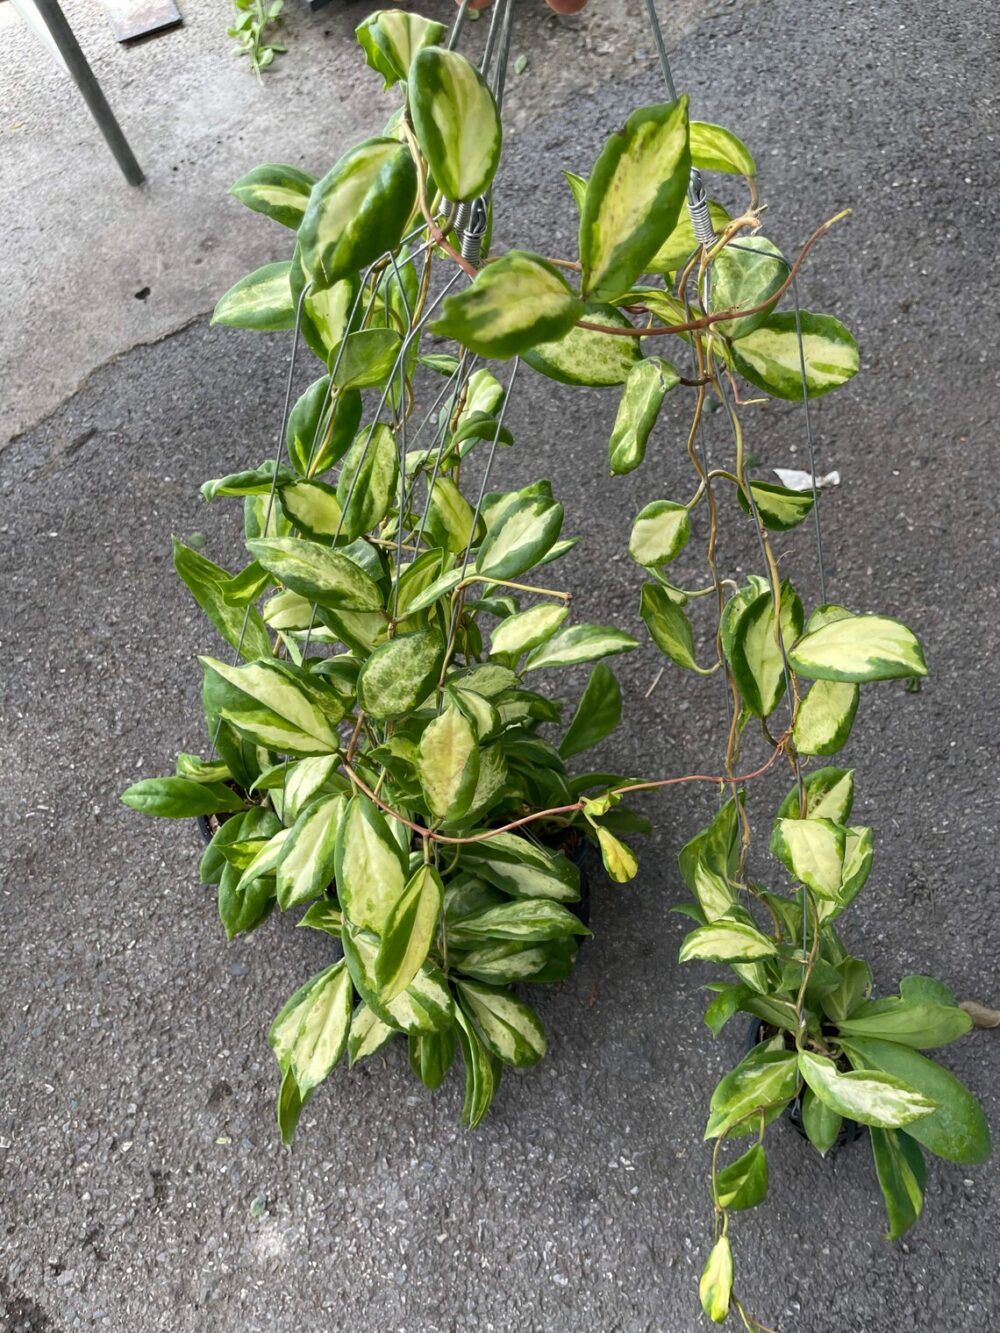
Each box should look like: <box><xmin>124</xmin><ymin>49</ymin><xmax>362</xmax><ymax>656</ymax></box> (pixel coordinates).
<box><xmin>453</xmin><ymin>196</ymin><xmax>490</xmax><ymax>269</ymax></box>
<box><xmin>686</xmin><ymin>168</ymin><xmax>716</xmax><ymax>248</ymax></box>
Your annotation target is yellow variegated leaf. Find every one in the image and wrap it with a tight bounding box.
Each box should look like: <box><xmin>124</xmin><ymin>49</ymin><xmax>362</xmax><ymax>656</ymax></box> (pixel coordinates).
<box><xmin>788</xmin><ymin>614</ymin><xmax>928</xmax><ymax>682</ymax></box>
<box><xmin>408</xmin><ymin>46</ymin><xmax>502</xmax><ymax>202</ymax></box>
<box><xmin>732</xmin><ymin>311</ymin><xmax>859</xmax><ymax>400</ymax></box>
<box><xmin>334</xmin><ymin>795</ymin><xmax>407</xmax><ymax>933</ymax></box>
<box><xmin>212</xmin><ymin>262</ymin><xmax>295</xmax><ymax>332</ymax></box>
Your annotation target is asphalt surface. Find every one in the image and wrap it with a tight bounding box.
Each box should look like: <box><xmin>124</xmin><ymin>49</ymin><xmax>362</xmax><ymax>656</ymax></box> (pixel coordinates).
<box><xmin>2</xmin><ymin>1</ymin><xmax>998</xmax><ymax>1331</ymax></box>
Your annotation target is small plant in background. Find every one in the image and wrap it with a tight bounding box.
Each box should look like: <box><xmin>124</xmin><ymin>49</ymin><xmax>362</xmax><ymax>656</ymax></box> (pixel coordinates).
<box><xmin>122</xmin><ymin>6</ymin><xmax>990</xmax><ymax>1328</ymax></box>
<box><xmin>228</xmin><ymin>0</ymin><xmax>286</xmax><ymax>78</ymax></box>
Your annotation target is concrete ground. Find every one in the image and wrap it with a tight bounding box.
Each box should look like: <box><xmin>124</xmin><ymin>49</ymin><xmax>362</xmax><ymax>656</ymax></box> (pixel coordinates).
<box><xmin>2</xmin><ymin>1</ymin><xmax>998</xmax><ymax>1331</ymax></box>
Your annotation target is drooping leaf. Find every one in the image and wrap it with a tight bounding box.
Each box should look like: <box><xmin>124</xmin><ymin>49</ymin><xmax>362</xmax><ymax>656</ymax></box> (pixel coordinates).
<box><xmin>374</xmin><ymin>864</ymin><xmax>444</xmax><ymax>1001</ymax></box>
<box><xmin>640</xmin><ymin>583</ymin><xmax>708</xmax><ymax>673</ymax></box>
<box><xmin>714</xmin><ymin>1143</ymin><xmax>768</xmax><ymax>1211</ymax></box>
<box><xmin>776</xmin><ymin>766</ymin><xmax>855</xmax><ymax>824</ymax></box>
<box><xmin>801</xmin><ymin>1087</ymin><xmax>844</xmax><ymax>1154</ymax></box>
<box><xmin>595</xmin><ymin>827</ymin><xmax>638</xmax><ymax>883</ymax></box>
<box><xmin>455</xmin><ymin>979</ymin><xmax>547</xmax><ymax>1068</ymax></box>
<box><xmin>728</xmin><ymin>582</ymin><xmax>804</xmax><ymax>717</ymax></box>
<box><xmin>838</xmin><ymin>996</ymin><xmax>972</xmax><ymax>1049</ymax></box>
<box><xmin>419</xmin><ymin>706</ymin><xmax>480</xmax><ymax>821</ymax></box>
<box><xmin>737</xmin><ymin>480</ymin><xmax>815</xmax><ymax>531</ymax></box>
<box><xmin>288</xmin><ymin>960</ymin><xmax>354</xmax><ymax>1094</ymax></box>
<box><xmin>432</xmin><ymin>251</ymin><xmax>584</xmax><ymax>360</ymax></box>
<box><xmin>788</xmin><ymin>614</ymin><xmax>928</xmax><ymax>682</ymax></box>
<box><xmin>275</xmin><ymin>793</ymin><xmax>345</xmax><ymax>910</ymax></box>
<box><xmin>699</xmin><ymin>1236</ymin><xmax>733</xmax><ymax>1325</ymax></box>
<box><xmin>793</xmin><ymin>678</ymin><xmax>860</xmax><ymax>756</ymax></box>
<box><xmin>704</xmin><ymin>1046</ymin><xmax>800</xmax><ymax>1139</ymax></box>
<box><xmin>608</xmin><ymin>357</ymin><xmax>679</xmax><ymax>475</ymax></box>
<box><xmin>356</xmin><ymin>10</ymin><xmax>445</xmax><ymax>88</ymax></box>
<box><xmin>455</xmin><ymin>1003</ymin><xmax>501</xmax><ymax>1129</ymax></box>
<box><xmin>408</xmin><ymin>1027</ymin><xmax>457</xmax><ymax>1089</ymax></box>
<box><xmin>870</xmin><ymin>1128</ymin><xmax>927</xmax><ymax>1240</ymax></box>
<box><xmin>559</xmin><ymin>664</ymin><xmax>622</xmax><ymax>759</ymax></box>
<box><xmin>731</xmin><ymin>311</ymin><xmax>859</xmax><ymax>400</ymax></box>
<box><xmin>172</xmin><ymin>539</ymin><xmax>271</xmax><ymax>660</ymax></box>
<box><xmin>347</xmin><ymin>1002</ymin><xmax>396</xmax><ymax>1066</ymax></box>
<box><xmin>580</xmin><ymin>97</ymin><xmax>691</xmax><ymax>301</ymax></box>
<box><xmin>334</xmin><ymin>794</ymin><xmax>408</xmax><ymax>933</ymax></box>
<box><xmin>408</xmin><ymin>45</ymin><xmax>502</xmax><ymax>202</ymax></box>
<box><xmin>121</xmin><ymin>776</ymin><xmax>245</xmax><ymax>819</ymax></box>
<box><xmin>200</xmin><ymin>655</ymin><xmax>342</xmax><ymax>756</ymax></box>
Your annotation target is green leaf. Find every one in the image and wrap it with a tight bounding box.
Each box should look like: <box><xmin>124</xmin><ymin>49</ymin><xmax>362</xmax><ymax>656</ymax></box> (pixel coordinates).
<box><xmin>455</xmin><ymin>1004</ymin><xmax>501</xmax><ymax>1128</ymax></box>
<box><xmin>679</xmin><ymin>920</ymin><xmax>777</xmax><ymax>964</ymax></box>
<box><xmin>595</xmin><ymin>827</ymin><xmax>638</xmax><ymax>883</ymax></box>
<box><xmin>275</xmin><ymin>793</ymin><xmax>344</xmax><ymax>910</ymax></box>
<box><xmin>679</xmin><ymin>797</ymin><xmax>740</xmax><ymax>892</ymax></box>
<box><xmin>737</xmin><ymin>480</ymin><xmax>816</xmax><ymax>531</ymax></box>
<box><xmin>408</xmin><ymin>46</ymin><xmax>502</xmax><ymax>202</ymax></box>
<box><xmin>457</xmin><ymin>833</ymin><xmax>579</xmax><ymax>903</ymax></box>
<box><xmin>840</xmin><ymin>1037</ymin><xmax>990</xmax><ymax>1164</ymax></box>
<box><xmin>298</xmin><ymin>899</ymin><xmax>343</xmax><ymax>938</ymax></box>
<box><xmin>770</xmin><ymin>816</ymin><xmax>846</xmax><ymax>900</ymax></box>
<box><xmin>335</xmin><ymin>423</ymin><xmax>399</xmax><ymax>542</ymax></box>
<box><xmin>229</xmin><ymin>162</ymin><xmax>316</xmax><ymax>229</ymax></box>
<box><xmin>356</xmin><ymin>10</ymin><xmax>445</xmax><ymax>88</ymax></box>
<box><xmin>704</xmin><ymin>1047</ymin><xmax>799</xmax><ymax>1139</ymax></box>
<box><xmin>201</xmin><ymin>459</ymin><xmax>295</xmax><ymax>500</ymax></box>
<box><xmin>801</xmin><ymin>1087</ymin><xmax>844</xmax><ymax>1154</ymax></box>
<box><xmin>212</xmin><ymin>262</ymin><xmax>294</xmax><ymax>331</ymax></box>
<box><xmin>728</xmin><ymin>583</ymin><xmax>804</xmax><ymax>717</ymax></box>
<box><xmin>646</xmin><ymin>198</ymin><xmax>731</xmax><ymax>273</ymax></box>
<box><xmin>288</xmin><ymin>960</ymin><xmax>354</xmax><ymax>1094</ymax></box>
<box><xmin>580</xmin><ymin>97</ymin><xmax>691</xmax><ymax>301</ymax></box>
<box><xmin>489</xmin><ymin>601</ymin><xmax>568</xmax><ymax>658</ymax></box>
<box><xmin>522</xmin><ymin>302</ymin><xmax>642</xmax><ymax>386</ymax></box>
<box><xmin>870</xmin><ymin>1128</ymin><xmax>926</xmax><ymax>1239</ymax></box>
<box><xmin>798</xmin><ymin>1049</ymin><xmax>937</xmax><ymax>1129</ymax></box>
<box><xmin>455</xmin><ymin>979</ymin><xmax>546</xmax><ymax>1067</ymax></box>
<box><xmin>276</xmin><ymin>1067</ymin><xmax>309</xmax><ymax>1146</ymax></box>
<box><xmin>793</xmin><ymin>678</ymin><xmax>860</xmax><ymax>756</ymax></box>
<box><xmin>476</xmin><ymin>496</ymin><xmax>564</xmax><ymax>581</ymax></box>
<box><xmin>121</xmin><ymin>776</ymin><xmax>244</xmax><ymax>819</ymax></box>
<box><xmin>408</xmin><ymin>1027</ymin><xmax>457</xmax><ymax>1089</ymax></box>
<box><xmin>524</xmin><ymin>623</ymin><xmax>639</xmax><ymax>672</ymax></box>
<box><xmin>559</xmin><ymin>664</ymin><xmax>621</xmax><ymax>759</ymax></box>
<box><xmin>356</xmin><ymin>628</ymin><xmax>444</xmax><ymax>721</ymax></box>
<box><xmin>347</xmin><ymin>1002</ymin><xmax>396</xmax><ymax>1066</ymax></box>
<box><xmin>838</xmin><ymin>995</ymin><xmax>972</xmax><ymax>1050</ymax></box>
<box><xmin>344</xmin><ymin>924</ymin><xmax>454</xmax><ymax>1035</ymax></box>
<box><xmin>698</xmin><ymin>1236</ymin><xmax>733</xmax><ymax>1325</ymax></box>
<box><xmin>714</xmin><ymin>1143</ymin><xmax>768</xmax><ymax>1211</ymax></box>
<box><xmin>334</xmin><ymin>794</ymin><xmax>408</xmax><ymax>933</ymax></box>
<box><xmin>788</xmin><ymin>614</ymin><xmax>928</xmax><ymax>682</ymax></box>
<box><xmin>374</xmin><ymin>864</ymin><xmax>444</xmax><ymax>1002</ymax></box>
<box><xmin>628</xmin><ymin>500</ymin><xmax>690</xmax><ymax>568</ymax></box>
<box><xmin>172</xmin><ymin>539</ymin><xmax>271</xmax><ymax>660</ymax></box>
<box><xmin>329</xmin><ymin>328</ymin><xmax>403</xmax><ymax>391</ymax></box>
<box><xmin>432</xmin><ymin>251</ymin><xmax>584</xmax><ymax>360</ymax></box>
<box><xmin>689</xmin><ymin>121</ymin><xmax>755</xmax><ymax>176</ymax></box>
<box><xmin>290</xmin><ymin>252</ymin><xmax>362</xmax><ymax>367</ymax></box>
<box><xmin>608</xmin><ymin>357</ymin><xmax>679</xmax><ymax>475</ymax></box>
<box><xmin>248</xmin><ymin>537</ymin><xmax>384</xmax><ymax>611</ymax></box>
<box><xmin>709</xmin><ymin>236</ymin><xmax>786</xmax><ymax>339</ymax></box>
<box><xmin>298</xmin><ymin>137</ymin><xmax>417</xmax><ymax>291</ymax></box>
<box><xmin>277</xmin><ymin>479</ymin><xmax>342</xmax><ymax>541</ymax></box>
<box><xmin>453</xmin><ymin>938</ymin><xmax>576</xmax><ymax>986</ymax></box>
<box><xmin>200</xmin><ymin>655</ymin><xmax>342</xmax><ymax>756</ymax></box>
<box><xmin>447</xmin><ymin>898</ymin><xmax>588</xmax><ymax>948</ymax></box>
<box><xmin>425</xmin><ymin>477</ymin><xmax>476</xmax><ymax>554</ymax></box>
<box><xmin>732</xmin><ymin>311</ymin><xmax>859</xmax><ymax>400</ymax></box>
<box><xmin>640</xmin><ymin>582</ymin><xmax>708</xmax><ymax>673</ymax></box>
<box><xmin>776</xmin><ymin>766</ymin><xmax>855</xmax><ymax>824</ymax></box>
<box><xmin>419</xmin><ymin>706</ymin><xmax>480</xmax><ymax>822</ymax></box>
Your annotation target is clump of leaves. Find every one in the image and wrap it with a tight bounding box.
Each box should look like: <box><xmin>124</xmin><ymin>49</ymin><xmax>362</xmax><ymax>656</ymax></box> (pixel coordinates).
<box><xmin>228</xmin><ymin>0</ymin><xmax>286</xmax><ymax>78</ymax></box>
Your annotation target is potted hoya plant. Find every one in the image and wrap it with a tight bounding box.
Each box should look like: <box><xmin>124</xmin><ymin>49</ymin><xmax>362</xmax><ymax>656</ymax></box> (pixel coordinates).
<box><xmin>122</xmin><ymin>7</ymin><xmax>990</xmax><ymax>1329</ymax></box>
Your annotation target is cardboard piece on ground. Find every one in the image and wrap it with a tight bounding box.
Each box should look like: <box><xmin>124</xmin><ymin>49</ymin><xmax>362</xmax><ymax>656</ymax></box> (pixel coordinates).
<box><xmin>102</xmin><ymin>0</ymin><xmax>182</xmax><ymax>44</ymax></box>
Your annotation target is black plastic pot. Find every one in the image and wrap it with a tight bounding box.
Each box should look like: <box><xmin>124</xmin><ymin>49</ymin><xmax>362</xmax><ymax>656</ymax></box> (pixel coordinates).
<box><xmin>746</xmin><ymin>1018</ymin><xmax>865</xmax><ymax>1150</ymax></box>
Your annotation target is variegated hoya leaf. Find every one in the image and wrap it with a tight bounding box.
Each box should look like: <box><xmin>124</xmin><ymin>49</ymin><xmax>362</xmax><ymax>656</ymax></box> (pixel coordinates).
<box><xmin>732</xmin><ymin>311</ymin><xmax>859</xmax><ymax>400</ymax></box>
<box><xmin>212</xmin><ymin>261</ymin><xmax>295</xmax><ymax>332</ymax></box>
<box><xmin>348</xmin><ymin>1002</ymin><xmax>396</xmax><ymax>1066</ymax></box>
<box><xmin>419</xmin><ymin>706</ymin><xmax>480</xmax><ymax>822</ymax></box>
<box><xmin>728</xmin><ymin>583</ymin><xmax>804</xmax><ymax>718</ymax></box>
<box><xmin>434</xmin><ymin>251</ymin><xmax>584</xmax><ymax>361</ymax></box>
<box><xmin>788</xmin><ymin>614</ymin><xmax>928</xmax><ymax>682</ymax></box>
<box><xmin>580</xmin><ymin>97</ymin><xmax>691</xmax><ymax>301</ymax></box>
<box><xmin>454</xmin><ymin>1004</ymin><xmax>501</xmax><ymax>1129</ymax></box>
<box><xmin>374</xmin><ymin>864</ymin><xmax>444</xmax><ymax>1001</ymax></box>
<box><xmin>458</xmin><ymin>832</ymin><xmax>580</xmax><ymax>903</ymax></box>
<box><xmin>356</xmin><ymin>10</ymin><xmax>445</xmax><ymax>88</ymax></box>
<box><xmin>248</xmin><ymin>536</ymin><xmax>385</xmax><ymax>611</ymax></box>
<box><xmin>200</xmin><ymin>656</ymin><xmax>341</xmax><ymax>756</ymax></box>
<box><xmin>229</xmin><ymin>163</ymin><xmax>316</xmax><ymax>229</ymax></box>
<box><xmin>289</xmin><ymin>961</ymin><xmax>354</xmax><ymax>1095</ymax></box>
<box><xmin>689</xmin><ymin>121</ymin><xmax>756</xmax><ymax>176</ymax></box>
<box><xmin>489</xmin><ymin>602</ymin><xmax>569</xmax><ymax>659</ymax></box>
<box><xmin>298</xmin><ymin>138</ymin><xmax>417</xmax><ymax>291</ymax></box>
<box><xmin>679</xmin><ymin>920</ymin><xmax>777</xmax><ymax>964</ymax></box>
<box><xmin>524</xmin><ymin>624</ymin><xmax>639</xmax><ymax>672</ymax></box>
<box><xmin>356</xmin><ymin>628</ymin><xmax>444</xmax><ymax>721</ymax></box>
<box><xmin>709</xmin><ymin>236</ymin><xmax>786</xmax><ymax>339</ymax></box>
<box><xmin>335</xmin><ymin>423</ymin><xmax>399</xmax><ymax>542</ymax></box>
<box><xmin>334</xmin><ymin>794</ymin><xmax>408</xmax><ymax>934</ymax></box>
<box><xmin>276</xmin><ymin>792</ymin><xmax>345</xmax><ymax>910</ymax></box>
<box><xmin>793</xmin><ymin>678</ymin><xmax>860</xmax><ymax>756</ymax></box>
<box><xmin>522</xmin><ymin>302</ymin><xmax>642</xmax><ymax>387</ymax></box>
<box><xmin>797</xmin><ymin>1050</ymin><xmax>938</xmax><ymax>1129</ymax></box>
<box><xmin>455</xmin><ymin>979</ymin><xmax>547</xmax><ymax>1068</ymax></box>
<box><xmin>738</xmin><ymin>480</ymin><xmax>816</xmax><ymax>532</ymax></box>
<box><xmin>408</xmin><ymin>46</ymin><xmax>502</xmax><ymax>203</ymax></box>
<box><xmin>608</xmin><ymin>357</ymin><xmax>680</xmax><ymax>475</ymax></box>
<box><xmin>628</xmin><ymin>500</ymin><xmax>691</xmax><ymax>568</ymax></box>
<box><xmin>476</xmin><ymin>496</ymin><xmax>564</xmax><ymax>581</ymax></box>
<box><xmin>699</xmin><ymin>1235</ymin><xmax>733</xmax><ymax>1325</ymax></box>
<box><xmin>770</xmin><ymin>816</ymin><xmax>847</xmax><ymax>900</ymax></box>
